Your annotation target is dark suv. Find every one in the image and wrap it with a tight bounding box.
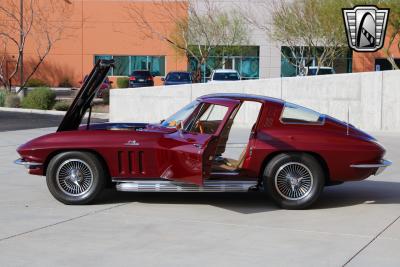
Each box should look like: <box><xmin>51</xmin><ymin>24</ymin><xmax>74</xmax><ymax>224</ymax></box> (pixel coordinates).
<box><xmin>129</xmin><ymin>70</ymin><xmax>154</xmax><ymax>88</ymax></box>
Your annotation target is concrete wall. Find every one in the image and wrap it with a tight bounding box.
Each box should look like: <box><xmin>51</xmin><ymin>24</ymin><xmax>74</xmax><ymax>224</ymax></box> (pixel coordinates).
<box><xmin>110</xmin><ymin>70</ymin><xmax>400</xmax><ymax>132</ymax></box>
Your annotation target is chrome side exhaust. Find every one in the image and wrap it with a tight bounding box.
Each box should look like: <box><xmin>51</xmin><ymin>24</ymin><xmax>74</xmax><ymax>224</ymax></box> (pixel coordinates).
<box><xmin>115</xmin><ymin>180</ymin><xmax>257</xmax><ymax>192</ymax></box>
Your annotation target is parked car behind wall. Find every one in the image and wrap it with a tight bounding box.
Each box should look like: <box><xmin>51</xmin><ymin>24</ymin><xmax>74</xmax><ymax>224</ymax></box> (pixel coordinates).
<box><xmin>129</xmin><ymin>70</ymin><xmax>154</xmax><ymax>88</ymax></box>
<box><xmin>210</xmin><ymin>69</ymin><xmax>241</xmax><ymax>82</ymax></box>
<box><xmin>162</xmin><ymin>72</ymin><xmax>192</xmax><ymax>86</ymax></box>
<box><xmin>300</xmin><ymin>67</ymin><xmax>336</xmax><ymax>76</ymax></box>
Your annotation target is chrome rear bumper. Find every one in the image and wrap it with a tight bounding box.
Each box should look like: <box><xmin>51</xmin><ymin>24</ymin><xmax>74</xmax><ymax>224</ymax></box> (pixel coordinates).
<box><xmin>350</xmin><ymin>159</ymin><xmax>392</xmax><ymax>175</ymax></box>
<box><xmin>14</xmin><ymin>158</ymin><xmax>43</xmax><ymax>169</ymax></box>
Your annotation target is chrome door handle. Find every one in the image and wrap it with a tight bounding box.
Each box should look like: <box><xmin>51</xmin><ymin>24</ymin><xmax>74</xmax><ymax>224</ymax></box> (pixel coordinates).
<box><xmin>193</xmin><ymin>144</ymin><xmax>202</xmax><ymax>149</ymax></box>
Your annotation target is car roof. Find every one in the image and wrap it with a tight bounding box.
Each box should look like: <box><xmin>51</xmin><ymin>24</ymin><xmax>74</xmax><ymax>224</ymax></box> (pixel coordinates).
<box><xmin>167</xmin><ymin>71</ymin><xmax>191</xmax><ymax>74</ymax></box>
<box><xmin>198</xmin><ymin>93</ymin><xmax>284</xmax><ymax>104</ymax></box>
<box><xmin>307</xmin><ymin>66</ymin><xmax>333</xmax><ymax>69</ymax></box>
<box><xmin>212</xmin><ymin>69</ymin><xmax>239</xmax><ymax>73</ymax></box>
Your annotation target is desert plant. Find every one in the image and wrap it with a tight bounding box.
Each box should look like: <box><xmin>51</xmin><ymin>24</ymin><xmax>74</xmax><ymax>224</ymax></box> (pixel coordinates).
<box><xmin>21</xmin><ymin>87</ymin><xmax>56</xmax><ymax>110</ymax></box>
<box><xmin>0</xmin><ymin>90</ymin><xmax>5</xmax><ymax>107</ymax></box>
<box><xmin>58</xmin><ymin>77</ymin><xmax>73</xmax><ymax>88</ymax></box>
<box><xmin>25</xmin><ymin>78</ymin><xmax>49</xmax><ymax>87</ymax></box>
<box><xmin>102</xmin><ymin>89</ymin><xmax>110</xmax><ymax>105</ymax></box>
<box><xmin>54</xmin><ymin>100</ymin><xmax>71</xmax><ymax>111</ymax></box>
<box><xmin>5</xmin><ymin>94</ymin><xmax>20</xmax><ymax>108</ymax></box>
<box><xmin>116</xmin><ymin>77</ymin><xmax>129</xmax><ymax>88</ymax></box>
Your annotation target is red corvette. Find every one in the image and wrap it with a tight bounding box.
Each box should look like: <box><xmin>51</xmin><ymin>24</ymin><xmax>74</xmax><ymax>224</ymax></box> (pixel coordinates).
<box><xmin>15</xmin><ymin>60</ymin><xmax>391</xmax><ymax>209</ymax></box>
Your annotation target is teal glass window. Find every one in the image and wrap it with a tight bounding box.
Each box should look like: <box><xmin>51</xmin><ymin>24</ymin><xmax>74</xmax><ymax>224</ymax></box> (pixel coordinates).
<box><xmin>238</xmin><ymin>57</ymin><xmax>259</xmax><ymax>79</ymax></box>
<box><xmin>149</xmin><ymin>56</ymin><xmax>165</xmax><ymax>76</ymax></box>
<box><xmin>94</xmin><ymin>55</ymin><xmax>166</xmax><ymax>76</ymax></box>
<box><xmin>94</xmin><ymin>55</ymin><xmax>112</xmax><ymax>75</ymax></box>
<box><xmin>113</xmin><ymin>56</ymin><xmax>130</xmax><ymax>76</ymax></box>
<box><xmin>130</xmin><ymin>56</ymin><xmax>148</xmax><ymax>72</ymax></box>
<box><xmin>188</xmin><ymin>46</ymin><xmax>260</xmax><ymax>82</ymax></box>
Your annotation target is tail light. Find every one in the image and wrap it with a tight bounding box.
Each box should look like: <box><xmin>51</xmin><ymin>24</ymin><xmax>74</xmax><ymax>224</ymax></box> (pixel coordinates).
<box><xmin>147</xmin><ymin>76</ymin><xmax>153</xmax><ymax>81</ymax></box>
<box><xmin>129</xmin><ymin>76</ymin><xmax>136</xmax><ymax>81</ymax></box>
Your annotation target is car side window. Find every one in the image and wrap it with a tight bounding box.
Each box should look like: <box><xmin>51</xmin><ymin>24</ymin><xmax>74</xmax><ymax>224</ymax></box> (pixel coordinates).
<box><xmin>187</xmin><ymin>104</ymin><xmax>228</xmax><ymax>134</ymax></box>
<box><xmin>280</xmin><ymin>102</ymin><xmax>324</xmax><ymax>124</ymax></box>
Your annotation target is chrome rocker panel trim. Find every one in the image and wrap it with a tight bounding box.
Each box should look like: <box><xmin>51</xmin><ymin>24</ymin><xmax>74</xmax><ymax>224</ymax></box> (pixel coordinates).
<box><xmin>115</xmin><ymin>180</ymin><xmax>257</xmax><ymax>192</ymax></box>
<box><xmin>350</xmin><ymin>159</ymin><xmax>392</xmax><ymax>175</ymax></box>
<box><xmin>14</xmin><ymin>158</ymin><xmax>43</xmax><ymax>169</ymax></box>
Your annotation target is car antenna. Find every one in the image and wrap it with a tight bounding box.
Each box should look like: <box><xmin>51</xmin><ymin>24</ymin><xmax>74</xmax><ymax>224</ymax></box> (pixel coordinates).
<box><xmin>346</xmin><ymin>105</ymin><xmax>350</xmax><ymax>136</ymax></box>
<box><xmin>86</xmin><ymin>104</ymin><xmax>93</xmax><ymax>130</ymax></box>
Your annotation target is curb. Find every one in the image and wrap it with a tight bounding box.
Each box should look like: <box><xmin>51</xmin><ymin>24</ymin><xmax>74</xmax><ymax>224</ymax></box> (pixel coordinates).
<box><xmin>0</xmin><ymin>107</ymin><xmax>109</xmax><ymax>120</ymax></box>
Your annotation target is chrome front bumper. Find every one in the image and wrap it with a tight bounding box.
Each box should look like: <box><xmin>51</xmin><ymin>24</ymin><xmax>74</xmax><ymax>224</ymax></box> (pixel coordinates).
<box><xmin>350</xmin><ymin>159</ymin><xmax>392</xmax><ymax>175</ymax></box>
<box><xmin>14</xmin><ymin>158</ymin><xmax>43</xmax><ymax>169</ymax></box>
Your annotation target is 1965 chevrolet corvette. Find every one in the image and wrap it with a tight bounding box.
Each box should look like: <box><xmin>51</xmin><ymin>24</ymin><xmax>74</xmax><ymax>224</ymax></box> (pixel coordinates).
<box><xmin>15</xmin><ymin>60</ymin><xmax>391</xmax><ymax>209</ymax></box>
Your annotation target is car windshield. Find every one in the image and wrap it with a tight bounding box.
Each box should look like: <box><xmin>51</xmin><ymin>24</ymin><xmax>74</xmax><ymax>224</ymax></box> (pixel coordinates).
<box><xmin>213</xmin><ymin>72</ymin><xmax>240</xmax><ymax>81</ymax></box>
<box><xmin>167</xmin><ymin>72</ymin><xmax>191</xmax><ymax>81</ymax></box>
<box><xmin>161</xmin><ymin>100</ymin><xmax>200</xmax><ymax>128</ymax></box>
<box><xmin>317</xmin><ymin>68</ymin><xmax>334</xmax><ymax>75</ymax></box>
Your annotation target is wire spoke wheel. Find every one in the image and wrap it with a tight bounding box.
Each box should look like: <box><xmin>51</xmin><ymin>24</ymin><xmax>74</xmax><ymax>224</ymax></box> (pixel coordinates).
<box><xmin>56</xmin><ymin>159</ymin><xmax>94</xmax><ymax>197</ymax></box>
<box><xmin>274</xmin><ymin>162</ymin><xmax>313</xmax><ymax>200</ymax></box>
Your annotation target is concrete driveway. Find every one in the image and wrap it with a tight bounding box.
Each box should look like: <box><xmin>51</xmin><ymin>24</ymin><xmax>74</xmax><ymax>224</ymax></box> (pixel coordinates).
<box><xmin>0</xmin><ymin>111</ymin><xmax>106</xmax><ymax>132</ymax></box>
<box><xmin>0</xmin><ymin>128</ymin><xmax>399</xmax><ymax>267</ymax></box>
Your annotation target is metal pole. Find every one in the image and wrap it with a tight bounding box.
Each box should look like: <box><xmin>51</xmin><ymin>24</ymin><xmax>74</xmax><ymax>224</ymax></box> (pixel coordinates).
<box><xmin>202</xmin><ymin>62</ymin><xmax>206</xmax><ymax>83</ymax></box>
<box><xmin>20</xmin><ymin>0</ymin><xmax>24</xmax><ymax>87</ymax></box>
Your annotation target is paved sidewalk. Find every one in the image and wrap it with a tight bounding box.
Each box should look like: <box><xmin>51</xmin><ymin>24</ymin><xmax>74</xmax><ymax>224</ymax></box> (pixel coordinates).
<box><xmin>0</xmin><ymin>128</ymin><xmax>399</xmax><ymax>266</ymax></box>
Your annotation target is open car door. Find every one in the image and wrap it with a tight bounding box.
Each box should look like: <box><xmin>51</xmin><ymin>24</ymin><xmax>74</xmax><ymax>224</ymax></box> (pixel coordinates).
<box><xmin>164</xmin><ymin>98</ymin><xmax>240</xmax><ymax>185</ymax></box>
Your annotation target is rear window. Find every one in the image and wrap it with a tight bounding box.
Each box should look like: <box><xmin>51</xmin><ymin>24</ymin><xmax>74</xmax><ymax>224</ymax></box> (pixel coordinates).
<box><xmin>167</xmin><ymin>72</ymin><xmax>191</xmax><ymax>81</ymax></box>
<box><xmin>132</xmin><ymin>71</ymin><xmax>151</xmax><ymax>77</ymax></box>
<box><xmin>317</xmin><ymin>69</ymin><xmax>334</xmax><ymax>75</ymax></box>
<box><xmin>307</xmin><ymin>68</ymin><xmax>334</xmax><ymax>76</ymax></box>
<box><xmin>213</xmin><ymin>72</ymin><xmax>240</xmax><ymax>81</ymax></box>
<box><xmin>280</xmin><ymin>102</ymin><xmax>324</xmax><ymax>124</ymax></box>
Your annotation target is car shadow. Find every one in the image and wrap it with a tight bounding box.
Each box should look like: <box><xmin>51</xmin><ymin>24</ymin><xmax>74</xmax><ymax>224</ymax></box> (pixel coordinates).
<box><xmin>314</xmin><ymin>180</ymin><xmax>400</xmax><ymax>209</ymax></box>
<box><xmin>95</xmin><ymin>180</ymin><xmax>400</xmax><ymax>214</ymax></box>
<box><xmin>97</xmin><ymin>190</ymin><xmax>277</xmax><ymax>214</ymax></box>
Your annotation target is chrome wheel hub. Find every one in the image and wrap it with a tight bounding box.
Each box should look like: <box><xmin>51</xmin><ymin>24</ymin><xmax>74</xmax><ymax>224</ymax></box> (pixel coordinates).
<box><xmin>275</xmin><ymin>162</ymin><xmax>313</xmax><ymax>200</ymax></box>
<box><xmin>56</xmin><ymin>159</ymin><xmax>93</xmax><ymax>196</ymax></box>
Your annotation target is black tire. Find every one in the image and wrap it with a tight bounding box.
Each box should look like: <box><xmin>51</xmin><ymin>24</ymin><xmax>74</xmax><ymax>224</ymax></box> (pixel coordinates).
<box><xmin>263</xmin><ymin>153</ymin><xmax>324</xmax><ymax>209</ymax></box>
<box><xmin>46</xmin><ymin>151</ymin><xmax>106</xmax><ymax>205</ymax></box>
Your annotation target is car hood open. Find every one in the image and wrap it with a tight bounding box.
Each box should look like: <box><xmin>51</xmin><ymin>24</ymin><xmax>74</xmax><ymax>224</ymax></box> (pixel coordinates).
<box><xmin>57</xmin><ymin>59</ymin><xmax>114</xmax><ymax>132</ymax></box>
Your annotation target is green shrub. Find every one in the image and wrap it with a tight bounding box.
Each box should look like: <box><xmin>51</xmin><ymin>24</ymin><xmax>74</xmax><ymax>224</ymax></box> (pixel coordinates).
<box><xmin>54</xmin><ymin>101</ymin><xmax>71</xmax><ymax>111</ymax></box>
<box><xmin>0</xmin><ymin>90</ymin><xmax>5</xmax><ymax>107</ymax></box>
<box><xmin>102</xmin><ymin>89</ymin><xmax>110</xmax><ymax>105</ymax></box>
<box><xmin>25</xmin><ymin>78</ymin><xmax>49</xmax><ymax>87</ymax></box>
<box><xmin>116</xmin><ymin>77</ymin><xmax>129</xmax><ymax>88</ymax></box>
<box><xmin>58</xmin><ymin>77</ymin><xmax>73</xmax><ymax>88</ymax></box>
<box><xmin>21</xmin><ymin>87</ymin><xmax>56</xmax><ymax>110</ymax></box>
<box><xmin>5</xmin><ymin>94</ymin><xmax>20</xmax><ymax>108</ymax></box>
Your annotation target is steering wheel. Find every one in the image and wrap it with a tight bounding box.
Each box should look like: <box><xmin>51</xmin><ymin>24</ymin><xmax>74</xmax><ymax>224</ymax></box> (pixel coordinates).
<box><xmin>196</xmin><ymin>121</ymin><xmax>204</xmax><ymax>134</ymax></box>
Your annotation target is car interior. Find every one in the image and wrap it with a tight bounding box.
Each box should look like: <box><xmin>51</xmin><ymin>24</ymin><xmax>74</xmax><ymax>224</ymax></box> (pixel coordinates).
<box><xmin>187</xmin><ymin>101</ymin><xmax>263</xmax><ymax>175</ymax></box>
